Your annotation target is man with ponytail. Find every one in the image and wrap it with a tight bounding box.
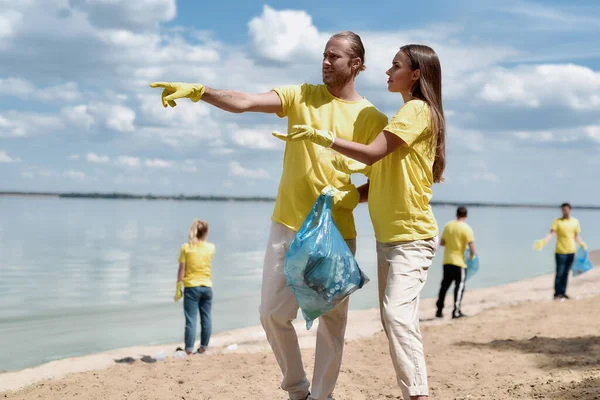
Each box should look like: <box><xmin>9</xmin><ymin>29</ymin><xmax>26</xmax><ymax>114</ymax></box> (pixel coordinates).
<box><xmin>274</xmin><ymin>44</ymin><xmax>445</xmax><ymax>400</ymax></box>
<box><xmin>152</xmin><ymin>32</ymin><xmax>388</xmax><ymax>400</ymax></box>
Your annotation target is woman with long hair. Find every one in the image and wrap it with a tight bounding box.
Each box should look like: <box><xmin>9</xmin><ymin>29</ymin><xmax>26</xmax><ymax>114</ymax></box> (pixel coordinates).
<box><xmin>175</xmin><ymin>219</ymin><xmax>215</xmax><ymax>355</ymax></box>
<box><xmin>274</xmin><ymin>44</ymin><xmax>445</xmax><ymax>400</ymax></box>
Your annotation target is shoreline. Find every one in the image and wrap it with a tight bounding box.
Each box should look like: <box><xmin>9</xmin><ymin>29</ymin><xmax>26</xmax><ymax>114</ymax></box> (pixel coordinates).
<box><xmin>3</xmin><ymin>192</ymin><xmax>600</xmax><ymax>209</ymax></box>
<box><xmin>1</xmin><ymin>250</ymin><xmax>598</xmax><ymax>394</ymax></box>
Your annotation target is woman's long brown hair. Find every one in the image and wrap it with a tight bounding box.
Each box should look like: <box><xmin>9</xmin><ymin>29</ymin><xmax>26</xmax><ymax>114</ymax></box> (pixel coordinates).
<box><xmin>401</xmin><ymin>44</ymin><xmax>446</xmax><ymax>183</ymax></box>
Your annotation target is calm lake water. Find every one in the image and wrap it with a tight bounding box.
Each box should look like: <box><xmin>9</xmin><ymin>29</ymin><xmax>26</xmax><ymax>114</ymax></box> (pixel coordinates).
<box><xmin>1</xmin><ymin>196</ymin><xmax>598</xmax><ymax>372</ymax></box>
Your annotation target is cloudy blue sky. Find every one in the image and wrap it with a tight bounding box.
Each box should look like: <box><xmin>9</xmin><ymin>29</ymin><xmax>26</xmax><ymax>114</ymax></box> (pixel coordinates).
<box><xmin>0</xmin><ymin>0</ymin><xmax>599</xmax><ymax>204</ymax></box>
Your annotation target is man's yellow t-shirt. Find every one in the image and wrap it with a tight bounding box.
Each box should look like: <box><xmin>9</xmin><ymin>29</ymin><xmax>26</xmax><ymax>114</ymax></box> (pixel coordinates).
<box><xmin>272</xmin><ymin>83</ymin><xmax>388</xmax><ymax>239</ymax></box>
<box><xmin>178</xmin><ymin>241</ymin><xmax>215</xmax><ymax>288</ymax></box>
<box><xmin>442</xmin><ymin>220</ymin><xmax>474</xmax><ymax>268</ymax></box>
<box><xmin>551</xmin><ymin>217</ymin><xmax>580</xmax><ymax>254</ymax></box>
<box><xmin>366</xmin><ymin>99</ymin><xmax>438</xmax><ymax>243</ymax></box>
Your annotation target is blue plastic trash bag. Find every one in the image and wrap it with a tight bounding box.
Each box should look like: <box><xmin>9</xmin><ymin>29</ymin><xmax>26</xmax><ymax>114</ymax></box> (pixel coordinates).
<box><xmin>284</xmin><ymin>191</ymin><xmax>369</xmax><ymax>329</ymax></box>
<box><xmin>464</xmin><ymin>248</ymin><xmax>479</xmax><ymax>280</ymax></box>
<box><xmin>572</xmin><ymin>248</ymin><xmax>593</xmax><ymax>277</ymax></box>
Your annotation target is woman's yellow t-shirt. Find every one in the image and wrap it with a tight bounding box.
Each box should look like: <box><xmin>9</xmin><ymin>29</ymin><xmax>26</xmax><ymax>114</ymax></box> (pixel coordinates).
<box><xmin>178</xmin><ymin>241</ymin><xmax>215</xmax><ymax>288</ymax></box>
<box><xmin>366</xmin><ymin>99</ymin><xmax>438</xmax><ymax>243</ymax></box>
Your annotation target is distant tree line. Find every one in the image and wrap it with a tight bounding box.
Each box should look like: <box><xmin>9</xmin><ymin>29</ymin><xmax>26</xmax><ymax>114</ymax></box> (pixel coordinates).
<box><xmin>1</xmin><ymin>191</ymin><xmax>599</xmax><ymax>209</ymax></box>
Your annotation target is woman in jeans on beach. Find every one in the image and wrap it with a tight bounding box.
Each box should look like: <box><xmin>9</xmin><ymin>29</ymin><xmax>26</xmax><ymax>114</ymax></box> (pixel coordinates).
<box><xmin>175</xmin><ymin>219</ymin><xmax>215</xmax><ymax>355</ymax></box>
<box><xmin>274</xmin><ymin>44</ymin><xmax>445</xmax><ymax>400</ymax></box>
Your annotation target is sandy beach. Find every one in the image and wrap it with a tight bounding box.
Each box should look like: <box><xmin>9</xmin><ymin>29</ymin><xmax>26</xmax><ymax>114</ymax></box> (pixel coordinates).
<box><xmin>2</xmin><ymin>251</ymin><xmax>599</xmax><ymax>399</ymax></box>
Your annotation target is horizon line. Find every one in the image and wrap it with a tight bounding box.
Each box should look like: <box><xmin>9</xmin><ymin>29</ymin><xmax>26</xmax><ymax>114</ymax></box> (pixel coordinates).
<box><xmin>1</xmin><ymin>190</ymin><xmax>600</xmax><ymax>210</ymax></box>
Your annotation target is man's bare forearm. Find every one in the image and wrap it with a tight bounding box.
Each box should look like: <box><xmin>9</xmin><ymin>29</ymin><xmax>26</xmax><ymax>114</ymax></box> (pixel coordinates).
<box><xmin>201</xmin><ymin>87</ymin><xmax>250</xmax><ymax>113</ymax></box>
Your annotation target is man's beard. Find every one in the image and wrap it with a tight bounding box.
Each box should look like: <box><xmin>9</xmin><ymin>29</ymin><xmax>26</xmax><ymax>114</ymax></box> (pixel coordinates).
<box><xmin>322</xmin><ymin>69</ymin><xmax>353</xmax><ymax>88</ymax></box>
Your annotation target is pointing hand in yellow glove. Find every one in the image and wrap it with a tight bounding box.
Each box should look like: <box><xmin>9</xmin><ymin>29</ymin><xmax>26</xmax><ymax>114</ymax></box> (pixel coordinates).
<box><xmin>321</xmin><ymin>184</ymin><xmax>360</xmax><ymax>210</ymax></box>
<box><xmin>150</xmin><ymin>82</ymin><xmax>206</xmax><ymax>108</ymax></box>
<box><xmin>331</xmin><ymin>154</ymin><xmax>369</xmax><ymax>175</ymax></box>
<box><xmin>174</xmin><ymin>281</ymin><xmax>183</xmax><ymax>302</ymax></box>
<box><xmin>533</xmin><ymin>239</ymin><xmax>547</xmax><ymax>251</ymax></box>
<box><xmin>272</xmin><ymin>125</ymin><xmax>336</xmax><ymax>148</ymax></box>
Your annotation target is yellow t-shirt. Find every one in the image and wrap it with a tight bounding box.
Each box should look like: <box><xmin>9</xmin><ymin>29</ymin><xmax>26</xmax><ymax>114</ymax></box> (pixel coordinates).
<box><xmin>442</xmin><ymin>220</ymin><xmax>474</xmax><ymax>268</ymax></box>
<box><xmin>551</xmin><ymin>217</ymin><xmax>580</xmax><ymax>254</ymax></box>
<box><xmin>178</xmin><ymin>241</ymin><xmax>215</xmax><ymax>288</ymax></box>
<box><xmin>272</xmin><ymin>83</ymin><xmax>388</xmax><ymax>239</ymax></box>
<box><xmin>366</xmin><ymin>99</ymin><xmax>438</xmax><ymax>243</ymax></box>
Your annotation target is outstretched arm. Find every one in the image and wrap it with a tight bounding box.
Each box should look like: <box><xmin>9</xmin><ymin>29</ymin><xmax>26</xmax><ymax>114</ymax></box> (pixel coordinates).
<box><xmin>273</xmin><ymin>126</ymin><xmax>406</xmax><ymax>166</ymax></box>
<box><xmin>150</xmin><ymin>82</ymin><xmax>282</xmax><ymax>114</ymax></box>
<box><xmin>201</xmin><ymin>88</ymin><xmax>283</xmax><ymax>114</ymax></box>
<box><xmin>544</xmin><ymin>231</ymin><xmax>556</xmax><ymax>242</ymax></box>
<box><xmin>331</xmin><ymin>130</ymin><xmax>406</xmax><ymax>166</ymax></box>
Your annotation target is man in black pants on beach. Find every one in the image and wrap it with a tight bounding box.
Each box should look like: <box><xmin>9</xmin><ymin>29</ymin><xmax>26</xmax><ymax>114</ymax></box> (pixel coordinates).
<box><xmin>436</xmin><ymin>207</ymin><xmax>476</xmax><ymax>319</ymax></box>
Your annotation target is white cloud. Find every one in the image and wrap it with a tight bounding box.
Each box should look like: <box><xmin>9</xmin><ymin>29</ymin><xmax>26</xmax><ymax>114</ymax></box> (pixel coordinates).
<box><xmin>117</xmin><ymin>156</ymin><xmax>141</xmax><ymax>167</ymax></box>
<box><xmin>513</xmin><ymin>125</ymin><xmax>600</xmax><ymax>146</ymax></box>
<box><xmin>447</xmin><ymin>125</ymin><xmax>485</xmax><ymax>153</ymax></box>
<box><xmin>0</xmin><ymin>78</ymin><xmax>81</xmax><ymax>102</ymax></box>
<box><xmin>0</xmin><ymin>150</ymin><xmax>20</xmax><ymax>163</ymax></box>
<box><xmin>70</xmin><ymin>0</ymin><xmax>176</xmax><ymax>31</ymax></box>
<box><xmin>181</xmin><ymin>160</ymin><xmax>198</xmax><ymax>172</ymax></box>
<box><xmin>62</xmin><ymin>105</ymin><xmax>95</xmax><ymax>130</ymax></box>
<box><xmin>114</xmin><ymin>174</ymin><xmax>149</xmax><ymax>185</ymax></box>
<box><xmin>248</xmin><ymin>5</ymin><xmax>322</xmax><ymax>63</ymax></box>
<box><xmin>85</xmin><ymin>103</ymin><xmax>136</xmax><ymax>132</ymax></box>
<box><xmin>105</xmin><ymin>105</ymin><xmax>135</xmax><ymax>132</ymax></box>
<box><xmin>229</xmin><ymin>161</ymin><xmax>269</xmax><ymax>180</ymax></box>
<box><xmin>0</xmin><ymin>111</ymin><xmax>64</xmax><ymax>137</ymax></box>
<box><xmin>86</xmin><ymin>152</ymin><xmax>110</xmax><ymax>164</ymax></box>
<box><xmin>471</xmin><ymin>172</ymin><xmax>499</xmax><ymax>182</ymax></box>
<box><xmin>476</xmin><ymin>64</ymin><xmax>600</xmax><ymax>110</ymax></box>
<box><xmin>182</xmin><ymin>165</ymin><xmax>198</xmax><ymax>172</ymax></box>
<box><xmin>0</xmin><ymin>77</ymin><xmax>34</xmax><ymax>97</ymax></box>
<box><xmin>20</xmin><ymin>167</ymin><xmax>58</xmax><ymax>179</ymax></box>
<box><xmin>64</xmin><ymin>169</ymin><xmax>86</xmax><ymax>180</ymax></box>
<box><xmin>230</xmin><ymin>125</ymin><xmax>285</xmax><ymax>150</ymax></box>
<box><xmin>493</xmin><ymin>1</ymin><xmax>600</xmax><ymax>30</ymax></box>
<box><xmin>145</xmin><ymin>158</ymin><xmax>173</xmax><ymax>168</ymax></box>
<box><xmin>211</xmin><ymin>147</ymin><xmax>235</xmax><ymax>156</ymax></box>
<box><xmin>586</xmin><ymin>125</ymin><xmax>600</xmax><ymax>143</ymax></box>
<box><xmin>68</xmin><ymin>154</ymin><xmax>80</xmax><ymax>160</ymax></box>
<box><xmin>136</xmin><ymin>94</ymin><xmax>221</xmax><ymax>146</ymax></box>
<box><xmin>0</xmin><ymin>10</ymin><xmax>22</xmax><ymax>40</ymax></box>
<box><xmin>62</xmin><ymin>102</ymin><xmax>135</xmax><ymax>133</ymax></box>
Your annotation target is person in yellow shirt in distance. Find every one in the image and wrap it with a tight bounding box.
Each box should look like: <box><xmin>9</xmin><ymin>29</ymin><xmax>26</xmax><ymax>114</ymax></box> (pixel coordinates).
<box><xmin>435</xmin><ymin>207</ymin><xmax>475</xmax><ymax>320</ymax></box>
<box><xmin>175</xmin><ymin>220</ymin><xmax>215</xmax><ymax>355</ymax></box>
<box><xmin>152</xmin><ymin>31</ymin><xmax>388</xmax><ymax>400</ymax></box>
<box><xmin>534</xmin><ymin>203</ymin><xmax>587</xmax><ymax>300</ymax></box>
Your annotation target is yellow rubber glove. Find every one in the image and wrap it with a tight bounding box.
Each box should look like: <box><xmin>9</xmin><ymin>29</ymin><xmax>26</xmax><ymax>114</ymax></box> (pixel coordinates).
<box><xmin>272</xmin><ymin>125</ymin><xmax>335</xmax><ymax>148</ymax></box>
<box><xmin>321</xmin><ymin>184</ymin><xmax>360</xmax><ymax>210</ymax></box>
<box><xmin>174</xmin><ymin>281</ymin><xmax>183</xmax><ymax>302</ymax></box>
<box><xmin>580</xmin><ymin>242</ymin><xmax>587</xmax><ymax>250</ymax></box>
<box><xmin>331</xmin><ymin>154</ymin><xmax>370</xmax><ymax>175</ymax></box>
<box><xmin>533</xmin><ymin>239</ymin><xmax>547</xmax><ymax>251</ymax></box>
<box><xmin>149</xmin><ymin>82</ymin><xmax>206</xmax><ymax>108</ymax></box>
